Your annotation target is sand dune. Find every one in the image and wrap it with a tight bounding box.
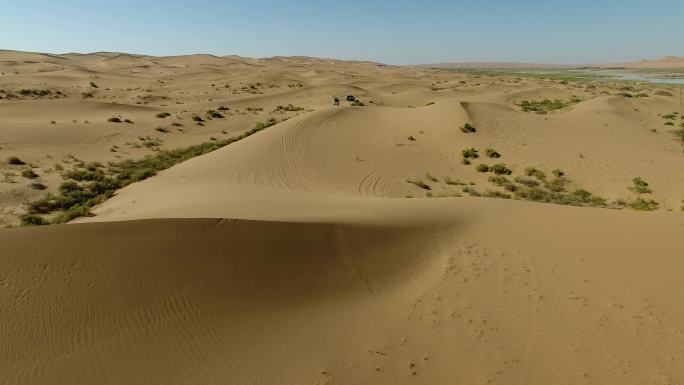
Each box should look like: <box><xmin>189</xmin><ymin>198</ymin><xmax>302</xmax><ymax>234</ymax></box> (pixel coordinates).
<box><xmin>2</xmin><ymin>50</ymin><xmax>684</xmax><ymax>384</ymax></box>
<box><xmin>4</xmin><ymin>200</ymin><xmax>684</xmax><ymax>384</ymax></box>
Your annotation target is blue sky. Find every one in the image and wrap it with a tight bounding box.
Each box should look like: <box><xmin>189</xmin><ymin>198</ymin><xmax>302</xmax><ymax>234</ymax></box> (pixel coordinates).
<box><xmin>1</xmin><ymin>0</ymin><xmax>683</xmax><ymax>65</ymax></box>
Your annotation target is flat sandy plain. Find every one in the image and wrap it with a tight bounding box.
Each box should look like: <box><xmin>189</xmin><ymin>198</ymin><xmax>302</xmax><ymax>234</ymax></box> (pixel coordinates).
<box><xmin>1</xmin><ymin>50</ymin><xmax>684</xmax><ymax>385</ymax></box>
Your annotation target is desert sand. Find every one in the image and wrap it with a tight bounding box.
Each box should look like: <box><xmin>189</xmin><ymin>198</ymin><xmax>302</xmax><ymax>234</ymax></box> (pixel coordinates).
<box><xmin>2</xmin><ymin>50</ymin><xmax>684</xmax><ymax>385</ymax></box>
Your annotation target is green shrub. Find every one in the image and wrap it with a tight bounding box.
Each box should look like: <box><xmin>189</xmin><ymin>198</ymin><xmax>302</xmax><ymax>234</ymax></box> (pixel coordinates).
<box><xmin>524</xmin><ymin>166</ymin><xmax>546</xmax><ymax>180</ymax></box>
<box><xmin>107</xmin><ymin>117</ymin><xmax>122</xmax><ymax>123</ymax></box>
<box><xmin>488</xmin><ymin>175</ymin><xmax>509</xmax><ymax>186</ymax></box>
<box><xmin>351</xmin><ymin>100</ymin><xmax>365</xmax><ymax>107</ymax></box>
<box><xmin>514</xmin><ymin>176</ymin><xmax>539</xmax><ymax>187</ymax></box>
<box><xmin>7</xmin><ymin>156</ymin><xmax>25</xmax><ymax>165</ymax></box>
<box><xmin>544</xmin><ymin>177</ymin><xmax>566</xmax><ymax>192</ymax></box>
<box><xmin>444</xmin><ymin>177</ymin><xmax>465</xmax><ymax>186</ymax></box>
<box><xmin>462</xmin><ymin>186</ymin><xmax>481</xmax><ymax>196</ymax></box>
<box><xmin>207</xmin><ymin>110</ymin><xmax>224</xmax><ymax>118</ymax></box>
<box><xmin>629</xmin><ymin>177</ymin><xmax>652</xmax><ymax>194</ymax></box>
<box><xmin>156</xmin><ymin>112</ymin><xmax>171</xmax><ymax>118</ymax></box>
<box><xmin>488</xmin><ymin>175</ymin><xmax>518</xmax><ymax>192</ymax></box>
<box><xmin>460</xmin><ymin>123</ymin><xmax>477</xmax><ymax>133</ymax></box>
<box><xmin>461</xmin><ymin>148</ymin><xmax>479</xmax><ymax>159</ymax></box>
<box><xmin>490</xmin><ymin>163</ymin><xmax>512</xmax><ymax>175</ymax></box>
<box><xmin>518</xmin><ymin>98</ymin><xmax>577</xmax><ymax>113</ymax></box>
<box><xmin>21</xmin><ymin>169</ymin><xmax>38</xmax><ymax>179</ymax></box>
<box><xmin>484</xmin><ymin>190</ymin><xmax>511</xmax><ymax>199</ymax></box>
<box><xmin>155</xmin><ymin>127</ymin><xmax>169</xmax><ymax>133</ymax></box>
<box><xmin>484</xmin><ymin>148</ymin><xmax>501</xmax><ymax>158</ymax></box>
<box><xmin>662</xmin><ymin>113</ymin><xmax>677</xmax><ymax>120</ymax></box>
<box><xmin>630</xmin><ymin>197</ymin><xmax>658</xmax><ymax>211</ymax></box>
<box><xmin>20</xmin><ymin>214</ymin><xmax>47</xmax><ymax>226</ymax></box>
<box><xmin>675</xmin><ymin>129</ymin><xmax>684</xmax><ymax>143</ymax></box>
<box><xmin>475</xmin><ymin>164</ymin><xmax>489</xmax><ymax>173</ymax></box>
<box><xmin>274</xmin><ymin>104</ymin><xmax>304</xmax><ymax>112</ymax></box>
<box><xmin>654</xmin><ymin>90</ymin><xmax>673</xmax><ymax>97</ymax></box>
<box><xmin>461</xmin><ymin>158</ymin><xmax>471</xmax><ymax>165</ymax></box>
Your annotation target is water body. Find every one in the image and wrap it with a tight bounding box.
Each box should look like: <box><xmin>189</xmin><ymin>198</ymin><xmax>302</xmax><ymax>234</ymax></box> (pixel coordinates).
<box><xmin>592</xmin><ymin>70</ymin><xmax>684</xmax><ymax>85</ymax></box>
<box><xmin>499</xmin><ymin>69</ymin><xmax>684</xmax><ymax>85</ymax></box>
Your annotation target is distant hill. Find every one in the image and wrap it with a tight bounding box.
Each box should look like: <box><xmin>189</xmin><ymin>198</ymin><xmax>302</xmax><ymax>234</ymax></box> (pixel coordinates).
<box><xmin>609</xmin><ymin>56</ymin><xmax>684</xmax><ymax>69</ymax></box>
<box><xmin>417</xmin><ymin>56</ymin><xmax>684</xmax><ymax>69</ymax></box>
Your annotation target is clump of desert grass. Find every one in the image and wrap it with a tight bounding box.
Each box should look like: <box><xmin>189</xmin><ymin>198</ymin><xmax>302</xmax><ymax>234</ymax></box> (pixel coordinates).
<box><xmin>407</xmin><ymin>179</ymin><xmax>432</xmax><ymax>190</ymax></box>
<box><xmin>274</xmin><ymin>104</ymin><xmax>304</xmax><ymax>113</ymax></box>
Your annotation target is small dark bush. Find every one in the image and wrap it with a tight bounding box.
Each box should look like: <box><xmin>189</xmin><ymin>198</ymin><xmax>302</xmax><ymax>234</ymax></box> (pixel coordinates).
<box><xmin>485</xmin><ymin>148</ymin><xmax>501</xmax><ymax>158</ymax></box>
<box><xmin>21</xmin><ymin>169</ymin><xmax>38</xmax><ymax>179</ymax></box>
<box><xmin>7</xmin><ymin>156</ymin><xmax>25</xmax><ymax>165</ymax></box>
<box><xmin>20</xmin><ymin>214</ymin><xmax>47</xmax><ymax>226</ymax></box>
<box><xmin>460</xmin><ymin>123</ymin><xmax>477</xmax><ymax>133</ymax></box>
<box><xmin>107</xmin><ymin>117</ymin><xmax>122</xmax><ymax>123</ymax></box>
<box><xmin>476</xmin><ymin>164</ymin><xmax>489</xmax><ymax>173</ymax></box>
<box><xmin>30</xmin><ymin>182</ymin><xmax>47</xmax><ymax>190</ymax></box>
<box><xmin>407</xmin><ymin>179</ymin><xmax>431</xmax><ymax>190</ymax></box>
<box><xmin>156</xmin><ymin>112</ymin><xmax>171</xmax><ymax>118</ymax></box>
<box><xmin>207</xmin><ymin>110</ymin><xmax>224</xmax><ymax>118</ymax></box>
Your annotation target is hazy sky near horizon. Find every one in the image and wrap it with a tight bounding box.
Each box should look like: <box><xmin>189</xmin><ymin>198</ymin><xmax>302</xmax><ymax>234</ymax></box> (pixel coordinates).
<box><xmin>1</xmin><ymin>0</ymin><xmax>683</xmax><ymax>65</ymax></box>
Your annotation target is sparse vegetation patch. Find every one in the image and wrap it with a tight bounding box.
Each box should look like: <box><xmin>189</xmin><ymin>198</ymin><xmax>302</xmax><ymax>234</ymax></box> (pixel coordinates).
<box><xmin>21</xmin><ymin>118</ymin><xmax>282</xmax><ymax>225</ymax></box>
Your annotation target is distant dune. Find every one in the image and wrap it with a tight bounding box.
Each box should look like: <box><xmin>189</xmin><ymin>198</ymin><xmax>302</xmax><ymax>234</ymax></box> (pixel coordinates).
<box><xmin>2</xmin><ymin>50</ymin><xmax>684</xmax><ymax>385</ymax></box>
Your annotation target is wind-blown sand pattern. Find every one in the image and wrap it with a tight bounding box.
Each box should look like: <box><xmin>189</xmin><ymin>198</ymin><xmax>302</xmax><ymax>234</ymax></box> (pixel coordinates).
<box><xmin>2</xmin><ymin>50</ymin><xmax>684</xmax><ymax>385</ymax></box>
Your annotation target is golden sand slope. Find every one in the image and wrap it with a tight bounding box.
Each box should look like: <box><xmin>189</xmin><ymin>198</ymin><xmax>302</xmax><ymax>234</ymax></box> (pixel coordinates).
<box><xmin>3</xmin><ymin>200</ymin><xmax>684</xmax><ymax>385</ymax></box>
